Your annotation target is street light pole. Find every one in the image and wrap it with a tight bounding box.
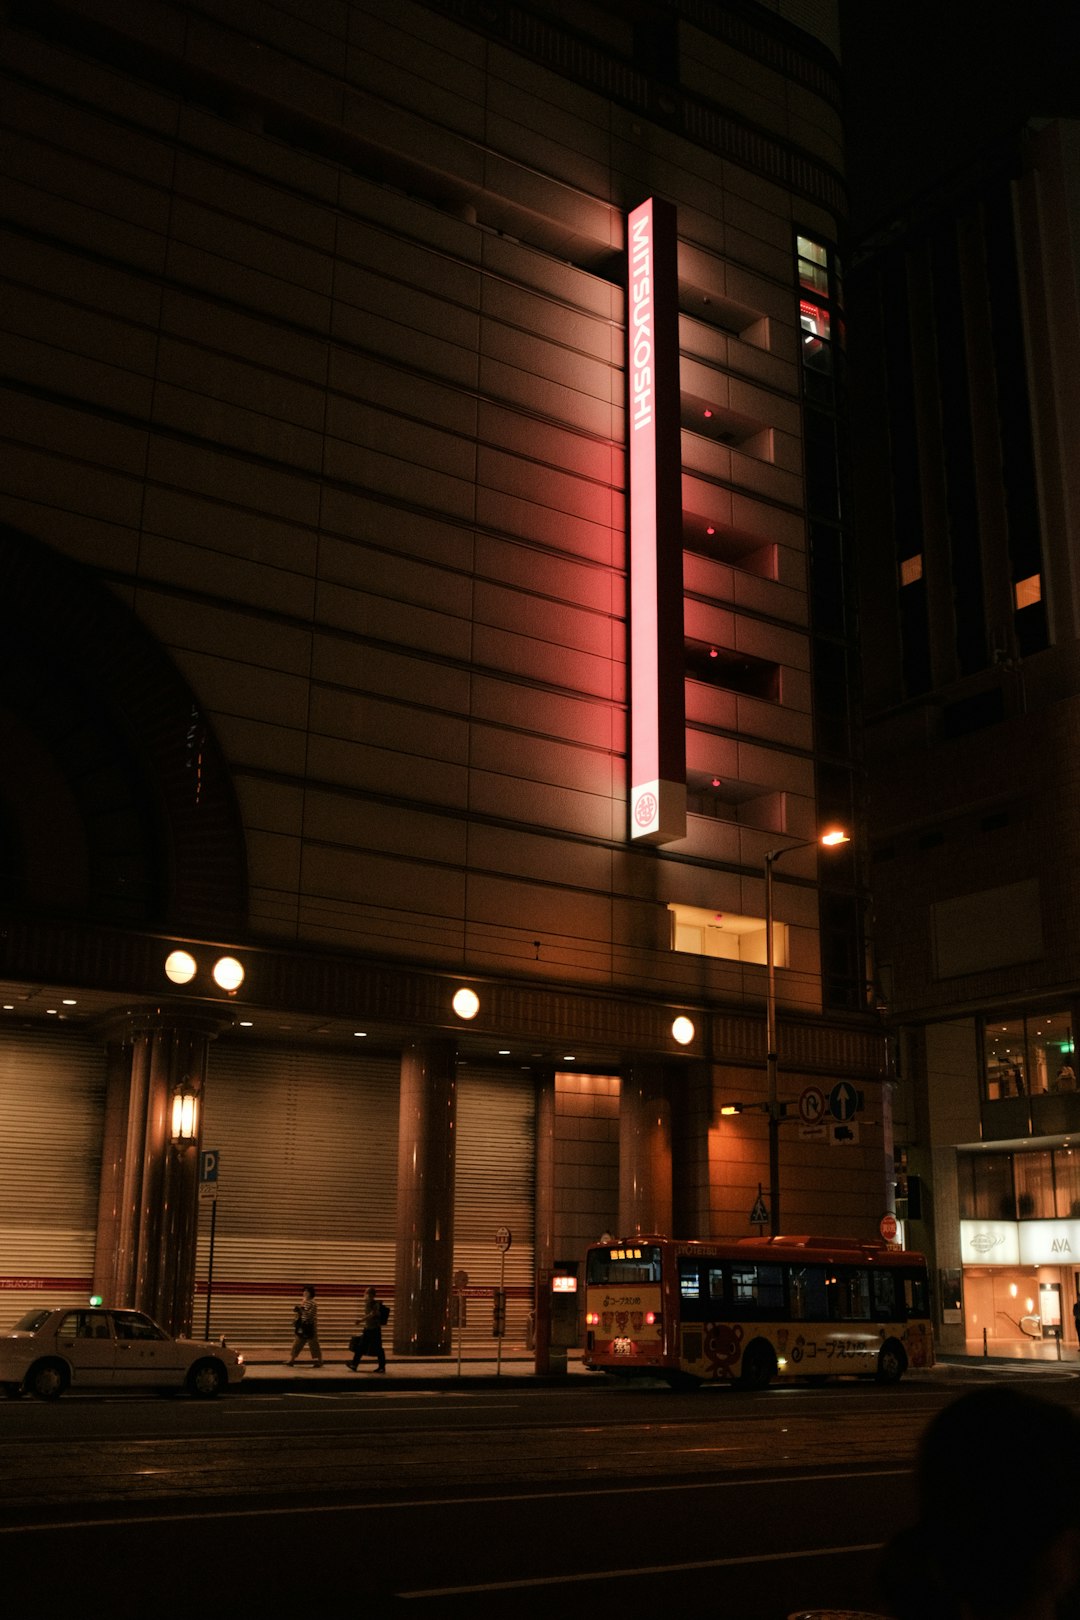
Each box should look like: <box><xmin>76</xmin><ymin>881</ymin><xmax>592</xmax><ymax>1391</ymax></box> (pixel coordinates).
<box><xmin>763</xmin><ymin>829</ymin><xmax>850</xmax><ymax>1238</ymax></box>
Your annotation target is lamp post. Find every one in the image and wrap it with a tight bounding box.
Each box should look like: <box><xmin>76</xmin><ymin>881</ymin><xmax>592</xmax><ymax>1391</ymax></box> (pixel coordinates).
<box><xmin>764</xmin><ymin>829</ymin><xmax>849</xmax><ymax>1237</ymax></box>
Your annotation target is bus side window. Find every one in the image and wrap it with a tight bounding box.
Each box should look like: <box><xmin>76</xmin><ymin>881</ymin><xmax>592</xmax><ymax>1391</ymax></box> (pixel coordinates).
<box><xmin>790</xmin><ymin>1265</ymin><xmax>827</xmax><ymax>1320</ymax></box>
<box><xmin>844</xmin><ymin>1269</ymin><xmax>872</xmax><ymax>1320</ymax></box>
<box><xmin>707</xmin><ymin>1266</ymin><xmax>725</xmax><ymax>1305</ymax></box>
<box><xmin>903</xmin><ymin>1271</ymin><xmax>929</xmax><ymax>1317</ymax></box>
<box><xmin>679</xmin><ymin>1260</ymin><xmax>706</xmax><ymax>1322</ymax></box>
<box><xmin>731</xmin><ymin>1262</ymin><xmax>784</xmax><ymax>1316</ymax></box>
<box><xmin>872</xmin><ymin>1270</ymin><xmax>897</xmax><ymax>1320</ymax></box>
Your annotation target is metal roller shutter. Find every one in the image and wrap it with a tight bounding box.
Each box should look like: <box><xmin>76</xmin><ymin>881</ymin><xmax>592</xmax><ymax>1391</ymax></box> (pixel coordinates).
<box><xmin>452</xmin><ymin>1064</ymin><xmax>536</xmax><ymax>1352</ymax></box>
<box><xmin>0</xmin><ymin>1027</ymin><xmax>105</xmax><ymax>1316</ymax></box>
<box><xmin>196</xmin><ymin>1042</ymin><xmax>400</xmax><ymax>1353</ymax></box>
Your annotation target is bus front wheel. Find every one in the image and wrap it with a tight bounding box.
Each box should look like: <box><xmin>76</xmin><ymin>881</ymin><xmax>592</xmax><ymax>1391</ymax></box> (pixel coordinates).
<box><xmin>738</xmin><ymin>1340</ymin><xmax>776</xmax><ymax>1390</ymax></box>
<box><xmin>875</xmin><ymin>1339</ymin><xmax>908</xmax><ymax>1384</ymax></box>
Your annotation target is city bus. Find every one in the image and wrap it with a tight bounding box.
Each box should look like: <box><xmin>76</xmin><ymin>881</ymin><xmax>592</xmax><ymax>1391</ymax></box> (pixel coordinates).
<box><xmin>583</xmin><ymin>1234</ymin><xmax>934</xmax><ymax>1389</ymax></box>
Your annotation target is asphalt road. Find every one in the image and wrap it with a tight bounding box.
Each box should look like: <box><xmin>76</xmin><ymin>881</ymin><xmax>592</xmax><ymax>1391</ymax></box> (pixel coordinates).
<box><xmin>3</xmin><ymin>1370</ymin><xmax>1077</xmax><ymax>1616</ymax></box>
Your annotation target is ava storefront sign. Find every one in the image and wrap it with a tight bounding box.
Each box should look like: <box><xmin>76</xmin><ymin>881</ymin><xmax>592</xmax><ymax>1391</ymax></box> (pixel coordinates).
<box><xmin>960</xmin><ymin>1219</ymin><xmax>1080</xmax><ymax>1266</ymax></box>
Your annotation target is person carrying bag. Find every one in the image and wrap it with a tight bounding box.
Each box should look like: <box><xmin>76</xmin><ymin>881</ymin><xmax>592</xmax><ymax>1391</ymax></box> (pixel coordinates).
<box><xmin>348</xmin><ymin>1285</ymin><xmax>388</xmax><ymax>1373</ymax></box>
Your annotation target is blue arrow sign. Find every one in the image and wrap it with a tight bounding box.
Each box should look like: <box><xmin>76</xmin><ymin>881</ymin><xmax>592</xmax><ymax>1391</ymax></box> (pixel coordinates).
<box><xmin>829</xmin><ymin>1083</ymin><xmax>860</xmax><ymax>1122</ymax></box>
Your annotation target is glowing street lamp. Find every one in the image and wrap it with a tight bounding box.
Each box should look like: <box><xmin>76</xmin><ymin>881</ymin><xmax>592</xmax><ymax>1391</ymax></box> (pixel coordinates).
<box><xmin>763</xmin><ymin>829</ymin><xmax>850</xmax><ymax>1236</ymax></box>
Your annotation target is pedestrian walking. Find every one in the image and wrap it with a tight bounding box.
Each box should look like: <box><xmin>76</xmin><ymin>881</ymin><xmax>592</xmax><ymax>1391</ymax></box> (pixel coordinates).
<box><xmin>348</xmin><ymin>1285</ymin><xmax>388</xmax><ymax>1373</ymax></box>
<box><xmin>287</xmin><ymin>1284</ymin><xmax>322</xmax><ymax>1366</ymax></box>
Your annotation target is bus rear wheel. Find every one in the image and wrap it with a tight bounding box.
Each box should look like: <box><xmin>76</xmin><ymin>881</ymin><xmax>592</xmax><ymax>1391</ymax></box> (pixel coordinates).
<box><xmin>738</xmin><ymin>1340</ymin><xmax>776</xmax><ymax>1390</ymax></box>
<box><xmin>875</xmin><ymin>1339</ymin><xmax>908</xmax><ymax>1384</ymax></box>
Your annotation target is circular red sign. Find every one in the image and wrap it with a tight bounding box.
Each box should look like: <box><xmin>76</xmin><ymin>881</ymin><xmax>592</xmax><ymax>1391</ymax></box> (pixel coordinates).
<box><xmin>634</xmin><ymin>791</ymin><xmax>658</xmax><ymax>828</ymax></box>
<box><xmin>880</xmin><ymin>1213</ymin><xmax>898</xmax><ymax>1243</ymax></box>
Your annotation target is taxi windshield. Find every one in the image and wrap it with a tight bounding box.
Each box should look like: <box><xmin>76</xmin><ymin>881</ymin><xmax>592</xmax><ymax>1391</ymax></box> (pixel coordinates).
<box><xmin>12</xmin><ymin>1310</ymin><xmax>51</xmax><ymax>1332</ymax></box>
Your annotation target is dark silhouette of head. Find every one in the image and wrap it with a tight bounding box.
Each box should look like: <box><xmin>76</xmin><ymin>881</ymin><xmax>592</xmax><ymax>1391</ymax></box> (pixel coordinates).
<box><xmin>880</xmin><ymin>1387</ymin><xmax>1080</xmax><ymax>1618</ymax></box>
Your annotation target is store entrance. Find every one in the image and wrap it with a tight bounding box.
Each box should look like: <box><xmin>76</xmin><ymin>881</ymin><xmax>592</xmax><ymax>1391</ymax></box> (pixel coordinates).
<box><xmin>964</xmin><ymin>1265</ymin><xmax>1074</xmax><ymax>1359</ymax></box>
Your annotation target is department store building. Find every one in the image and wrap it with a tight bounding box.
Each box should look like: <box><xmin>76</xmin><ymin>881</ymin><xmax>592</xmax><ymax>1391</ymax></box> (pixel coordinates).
<box><xmin>0</xmin><ymin>0</ymin><xmax>889</xmax><ymax>1354</ymax></box>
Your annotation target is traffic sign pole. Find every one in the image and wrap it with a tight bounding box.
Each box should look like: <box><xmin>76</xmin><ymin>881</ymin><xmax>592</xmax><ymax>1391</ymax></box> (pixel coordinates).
<box><xmin>494</xmin><ymin>1228</ymin><xmax>511</xmax><ymax>1376</ymax></box>
<box><xmin>200</xmin><ymin>1151</ymin><xmax>220</xmax><ymax>1339</ymax></box>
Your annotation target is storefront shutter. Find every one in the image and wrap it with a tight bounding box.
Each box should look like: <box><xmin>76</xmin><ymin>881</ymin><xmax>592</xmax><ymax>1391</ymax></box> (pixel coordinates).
<box><xmin>196</xmin><ymin>1042</ymin><xmax>400</xmax><ymax>1351</ymax></box>
<box><xmin>0</xmin><ymin>1027</ymin><xmax>104</xmax><ymax>1312</ymax></box>
<box><xmin>452</xmin><ymin>1064</ymin><xmax>536</xmax><ymax>1351</ymax></box>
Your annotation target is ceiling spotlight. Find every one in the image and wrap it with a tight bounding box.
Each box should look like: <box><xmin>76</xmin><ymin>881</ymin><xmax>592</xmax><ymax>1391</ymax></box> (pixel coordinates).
<box><xmin>672</xmin><ymin>1016</ymin><xmax>695</xmax><ymax>1046</ymax></box>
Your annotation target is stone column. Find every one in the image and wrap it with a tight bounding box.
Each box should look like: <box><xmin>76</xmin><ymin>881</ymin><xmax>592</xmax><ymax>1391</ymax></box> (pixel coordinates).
<box><xmin>92</xmin><ymin>1011</ymin><xmax>221</xmax><ymax>1336</ymax></box>
<box><xmin>619</xmin><ymin>1062</ymin><xmax>674</xmax><ymax>1238</ymax></box>
<box><xmin>533</xmin><ymin>1064</ymin><xmax>557</xmax><ymax>1277</ymax></box>
<box><xmin>393</xmin><ymin>1039</ymin><xmax>457</xmax><ymax>1354</ymax></box>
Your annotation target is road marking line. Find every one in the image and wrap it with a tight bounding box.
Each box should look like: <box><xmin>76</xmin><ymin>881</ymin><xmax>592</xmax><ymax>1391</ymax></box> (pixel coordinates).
<box><xmin>399</xmin><ymin>1540</ymin><xmax>887</xmax><ymax>1598</ymax></box>
<box><xmin>0</xmin><ymin>1468</ymin><xmax>907</xmax><ymax>1536</ymax></box>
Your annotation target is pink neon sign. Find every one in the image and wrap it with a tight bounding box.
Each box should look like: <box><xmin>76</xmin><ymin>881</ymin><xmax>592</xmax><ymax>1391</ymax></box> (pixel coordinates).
<box><xmin>627</xmin><ymin>197</ymin><xmax>685</xmax><ymax>843</ymax></box>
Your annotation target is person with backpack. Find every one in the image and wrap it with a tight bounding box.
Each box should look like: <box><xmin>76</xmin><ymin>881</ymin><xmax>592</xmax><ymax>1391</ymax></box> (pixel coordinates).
<box><xmin>348</xmin><ymin>1285</ymin><xmax>389</xmax><ymax>1373</ymax></box>
<box><xmin>286</xmin><ymin>1284</ymin><xmax>322</xmax><ymax>1367</ymax></box>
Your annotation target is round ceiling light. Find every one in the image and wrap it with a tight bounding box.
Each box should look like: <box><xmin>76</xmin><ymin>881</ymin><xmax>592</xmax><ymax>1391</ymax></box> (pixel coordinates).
<box><xmin>452</xmin><ymin>987</ymin><xmax>480</xmax><ymax>1020</ymax></box>
<box><xmin>164</xmin><ymin>950</ymin><xmax>197</xmax><ymax>985</ymax></box>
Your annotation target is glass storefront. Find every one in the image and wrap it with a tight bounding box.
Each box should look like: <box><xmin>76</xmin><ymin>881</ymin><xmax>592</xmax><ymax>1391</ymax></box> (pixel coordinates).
<box><xmin>982</xmin><ymin>1007</ymin><xmax>1076</xmax><ymax>1100</ymax></box>
<box><xmin>960</xmin><ymin>1148</ymin><xmax>1080</xmax><ymax>1355</ymax></box>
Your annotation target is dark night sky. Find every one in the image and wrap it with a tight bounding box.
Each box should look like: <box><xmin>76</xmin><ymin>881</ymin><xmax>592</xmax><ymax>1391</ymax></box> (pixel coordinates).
<box><xmin>839</xmin><ymin>0</ymin><xmax>1080</xmax><ymax>237</ymax></box>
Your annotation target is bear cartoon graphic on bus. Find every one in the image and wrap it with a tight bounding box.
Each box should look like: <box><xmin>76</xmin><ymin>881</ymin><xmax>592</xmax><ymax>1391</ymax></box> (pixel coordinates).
<box><xmin>703</xmin><ymin>1320</ymin><xmax>744</xmax><ymax>1379</ymax></box>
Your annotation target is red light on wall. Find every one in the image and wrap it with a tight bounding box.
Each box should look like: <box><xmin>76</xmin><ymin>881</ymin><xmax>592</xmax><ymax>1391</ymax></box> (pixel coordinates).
<box><xmin>711</xmin><ymin>778</ymin><xmax>721</xmax><ymax>788</ymax></box>
<box><xmin>709</xmin><ymin>648</ymin><xmax>718</xmax><ymax>658</ymax></box>
<box><xmin>703</xmin><ymin>408</ymin><xmax>713</xmax><ymax>418</ymax></box>
<box><xmin>706</xmin><ymin>525</ymin><xmax>715</xmax><ymax>535</ymax></box>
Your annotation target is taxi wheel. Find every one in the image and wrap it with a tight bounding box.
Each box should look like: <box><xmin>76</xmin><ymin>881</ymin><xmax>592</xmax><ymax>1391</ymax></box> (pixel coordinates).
<box><xmin>187</xmin><ymin>1359</ymin><xmax>225</xmax><ymax>1398</ymax></box>
<box><xmin>875</xmin><ymin>1339</ymin><xmax>907</xmax><ymax>1384</ymax></box>
<box><xmin>738</xmin><ymin>1340</ymin><xmax>776</xmax><ymax>1390</ymax></box>
<box><xmin>27</xmin><ymin>1360</ymin><xmax>69</xmax><ymax>1400</ymax></box>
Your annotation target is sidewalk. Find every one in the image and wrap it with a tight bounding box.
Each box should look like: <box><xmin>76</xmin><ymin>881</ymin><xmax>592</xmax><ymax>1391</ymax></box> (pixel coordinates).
<box><xmin>238</xmin><ymin>1346</ymin><xmax>599</xmax><ymax>1391</ymax></box>
<box><xmin>234</xmin><ymin>1348</ymin><xmax>1080</xmax><ymax>1392</ymax></box>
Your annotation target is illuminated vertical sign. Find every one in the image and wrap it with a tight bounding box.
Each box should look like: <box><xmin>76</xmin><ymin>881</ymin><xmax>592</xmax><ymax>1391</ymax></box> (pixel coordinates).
<box><xmin>628</xmin><ymin>197</ymin><xmax>685</xmax><ymax>843</ymax></box>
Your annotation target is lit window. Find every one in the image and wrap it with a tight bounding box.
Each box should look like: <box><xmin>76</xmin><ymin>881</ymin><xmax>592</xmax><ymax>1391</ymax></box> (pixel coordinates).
<box><xmin>668</xmin><ymin>902</ymin><xmax>787</xmax><ymax>967</ymax></box>
<box><xmin>900</xmin><ymin>555</ymin><xmax>924</xmax><ymax>587</ymax></box>
<box><xmin>1014</xmin><ymin>574</ymin><xmax>1042</xmax><ymax>611</ymax></box>
<box><xmin>797</xmin><ymin>236</ymin><xmax>829</xmax><ymax>296</ymax></box>
<box><xmin>800</xmin><ymin>300</ymin><xmax>831</xmax><ymax>349</ymax></box>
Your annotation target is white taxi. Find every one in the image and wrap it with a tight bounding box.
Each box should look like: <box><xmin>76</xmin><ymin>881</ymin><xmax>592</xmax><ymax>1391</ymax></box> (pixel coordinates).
<box><xmin>0</xmin><ymin>1306</ymin><xmax>245</xmax><ymax>1399</ymax></box>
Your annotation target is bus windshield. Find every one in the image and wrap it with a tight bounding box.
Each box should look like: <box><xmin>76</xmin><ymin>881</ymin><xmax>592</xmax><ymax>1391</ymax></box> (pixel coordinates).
<box><xmin>586</xmin><ymin>1245</ymin><xmax>662</xmax><ymax>1285</ymax></box>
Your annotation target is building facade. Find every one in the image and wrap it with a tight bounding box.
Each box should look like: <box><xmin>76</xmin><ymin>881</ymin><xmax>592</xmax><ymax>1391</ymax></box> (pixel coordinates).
<box><xmin>0</xmin><ymin>0</ymin><xmax>887</xmax><ymax>1354</ymax></box>
<box><xmin>849</xmin><ymin>118</ymin><xmax>1080</xmax><ymax>1356</ymax></box>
